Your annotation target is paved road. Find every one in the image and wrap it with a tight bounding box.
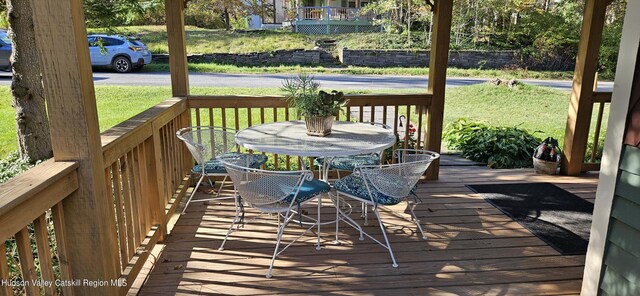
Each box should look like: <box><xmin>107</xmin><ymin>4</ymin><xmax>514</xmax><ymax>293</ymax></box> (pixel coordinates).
<box><xmin>0</xmin><ymin>71</ymin><xmax>614</xmax><ymax>91</ymax></box>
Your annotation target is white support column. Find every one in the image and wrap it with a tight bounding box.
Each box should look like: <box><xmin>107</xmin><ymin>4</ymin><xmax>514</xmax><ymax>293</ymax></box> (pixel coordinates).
<box><xmin>581</xmin><ymin>1</ymin><xmax>640</xmax><ymax>294</ymax></box>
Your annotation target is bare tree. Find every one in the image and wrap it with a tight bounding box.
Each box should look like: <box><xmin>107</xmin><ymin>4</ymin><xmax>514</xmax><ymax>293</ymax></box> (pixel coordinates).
<box><xmin>6</xmin><ymin>0</ymin><xmax>52</xmax><ymax>162</ymax></box>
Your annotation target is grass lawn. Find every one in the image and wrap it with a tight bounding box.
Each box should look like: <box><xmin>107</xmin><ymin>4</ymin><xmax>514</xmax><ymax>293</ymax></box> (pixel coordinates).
<box><xmin>0</xmin><ymin>83</ymin><xmax>603</xmax><ymax>161</ymax></box>
<box><xmin>89</xmin><ymin>25</ymin><xmax>577</xmax><ymax>80</ymax></box>
<box><xmin>87</xmin><ymin>26</ymin><xmax>317</xmax><ymax>54</ymax></box>
<box><xmin>144</xmin><ymin>63</ymin><xmax>574</xmax><ymax>80</ymax></box>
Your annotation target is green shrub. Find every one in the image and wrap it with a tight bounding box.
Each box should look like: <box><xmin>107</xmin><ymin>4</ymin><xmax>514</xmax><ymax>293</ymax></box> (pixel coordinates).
<box><xmin>444</xmin><ymin>118</ymin><xmax>541</xmax><ymax>169</ymax></box>
<box><xmin>585</xmin><ymin>138</ymin><xmax>605</xmax><ymax>163</ymax></box>
<box><xmin>0</xmin><ymin>151</ymin><xmax>36</xmax><ymax>184</ymax></box>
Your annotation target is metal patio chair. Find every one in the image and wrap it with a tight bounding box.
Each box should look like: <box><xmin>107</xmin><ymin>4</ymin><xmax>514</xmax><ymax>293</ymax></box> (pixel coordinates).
<box><xmin>315</xmin><ymin>122</ymin><xmax>391</xmax><ymax>220</ymax></box>
<box><xmin>314</xmin><ymin>122</ymin><xmax>392</xmax><ymax>181</ymax></box>
<box><xmin>218</xmin><ymin>158</ymin><xmax>330</xmax><ymax>278</ymax></box>
<box><xmin>176</xmin><ymin>126</ymin><xmax>268</xmax><ymax>215</ymax></box>
<box><xmin>333</xmin><ymin>149</ymin><xmax>439</xmax><ymax>267</ymax></box>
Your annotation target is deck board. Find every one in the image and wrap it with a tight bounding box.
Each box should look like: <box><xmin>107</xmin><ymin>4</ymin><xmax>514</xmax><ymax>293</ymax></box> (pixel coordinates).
<box><xmin>138</xmin><ymin>165</ymin><xmax>597</xmax><ymax>295</ymax></box>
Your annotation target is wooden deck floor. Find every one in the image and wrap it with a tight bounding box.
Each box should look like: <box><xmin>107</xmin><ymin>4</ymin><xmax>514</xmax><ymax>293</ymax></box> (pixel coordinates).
<box><xmin>138</xmin><ymin>165</ymin><xmax>599</xmax><ymax>295</ymax></box>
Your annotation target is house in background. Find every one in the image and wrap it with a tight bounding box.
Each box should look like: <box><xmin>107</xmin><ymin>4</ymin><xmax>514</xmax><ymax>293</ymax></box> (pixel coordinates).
<box><xmin>249</xmin><ymin>0</ymin><xmax>382</xmax><ymax>34</ymax></box>
<box><xmin>292</xmin><ymin>0</ymin><xmax>381</xmax><ymax>34</ymax></box>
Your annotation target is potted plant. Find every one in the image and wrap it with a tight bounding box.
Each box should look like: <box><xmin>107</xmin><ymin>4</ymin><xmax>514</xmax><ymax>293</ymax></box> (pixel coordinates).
<box><xmin>281</xmin><ymin>74</ymin><xmax>348</xmax><ymax>137</ymax></box>
<box><xmin>533</xmin><ymin>137</ymin><xmax>562</xmax><ymax>174</ymax></box>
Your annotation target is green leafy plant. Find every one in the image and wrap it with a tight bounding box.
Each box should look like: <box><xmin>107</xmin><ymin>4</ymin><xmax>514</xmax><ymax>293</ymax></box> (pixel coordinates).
<box><xmin>585</xmin><ymin>138</ymin><xmax>605</xmax><ymax>163</ymax></box>
<box><xmin>444</xmin><ymin>118</ymin><xmax>541</xmax><ymax>169</ymax></box>
<box><xmin>0</xmin><ymin>151</ymin><xmax>37</xmax><ymax>184</ymax></box>
<box><xmin>281</xmin><ymin>74</ymin><xmax>348</xmax><ymax>118</ymax></box>
<box><xmin>383</xmin><ymin>134</ymin><xmax>418</xmax><ymax>164</ymax></box>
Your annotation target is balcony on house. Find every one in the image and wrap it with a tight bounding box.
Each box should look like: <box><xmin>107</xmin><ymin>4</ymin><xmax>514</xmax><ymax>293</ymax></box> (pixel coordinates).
<box><xmin>292</xmin><ymin>6</ymin><xmax>381</xmax><ymax>34</ymax></box>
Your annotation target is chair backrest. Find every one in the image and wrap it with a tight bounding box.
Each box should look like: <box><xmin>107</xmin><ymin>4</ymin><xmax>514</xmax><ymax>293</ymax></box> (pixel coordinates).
<box><xmin>395</xmin><ymin>149</ymin><xmax>438</xmax><ymax>164</ymax></box>
<box><xmin>176</xmin><ymin>126</ymin><xmax>238</xmax><ymax>165</ymax></box>
<box><xmin>221</xmin><ymin>158</ymin><xmax>314</xmax><ymax>212</ymax></box>
<box><xmin>357</xmin><ymin>149</ymin><xmax>440</xmax><ymax>200</ymax></box>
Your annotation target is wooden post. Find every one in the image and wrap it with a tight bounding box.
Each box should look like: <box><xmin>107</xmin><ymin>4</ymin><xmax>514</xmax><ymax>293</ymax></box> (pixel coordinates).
<box><xmin>29</xmin><ymin>0</ymin><xmax>119</xmax><ymax>294</ymax></box>
<box><xmin>561</xmin><ymin>0</ymin><xmax>608</xmax><ymax>175</ymax></box>
<box><xmin>425</xmin><ymin>0</ymin><xmax>453</xmax><ymax>180</ymax></box>
<box><xmin>165</xmin><ymin>0</ymin><xmax>189</xmax><ymax>97</ymax></box>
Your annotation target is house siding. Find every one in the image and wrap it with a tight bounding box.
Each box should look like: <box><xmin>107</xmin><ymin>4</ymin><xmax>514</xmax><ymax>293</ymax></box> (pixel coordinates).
<box><xmin>599</xmin><ymin>145</ymin><xmax>640</xmax><ymax>295</ymax></box>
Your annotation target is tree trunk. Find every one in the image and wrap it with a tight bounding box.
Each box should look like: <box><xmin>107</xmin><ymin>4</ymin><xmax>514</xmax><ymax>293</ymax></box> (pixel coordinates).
<box><xmin>7</xmin><ymin>0</ymin><xmax>52</xmax><ymax>162</ymax></box>
<box><xmin>224</xmin><ymin>8</ymin><xmax>231</xmax><ymax>30</ymax></box>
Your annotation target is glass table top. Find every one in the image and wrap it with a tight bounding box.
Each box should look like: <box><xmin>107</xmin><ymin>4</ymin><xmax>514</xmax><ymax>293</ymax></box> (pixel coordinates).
<box><xmin>235</xmin><ymin>121</ymin><xmax>396</xmax><ymax>157</ymax></box>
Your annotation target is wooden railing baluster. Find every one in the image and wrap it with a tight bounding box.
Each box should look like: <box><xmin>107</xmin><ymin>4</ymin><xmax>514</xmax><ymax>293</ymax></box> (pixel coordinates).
<box><xmin>404</xmin><ymin>105</ymin><xmax>412</xmax><ymax>149</ymax></box>
<box><xmin>33</xmin><ymin>214</ymin><xmax>56</xmax><ymax>296</ymax></box>
<box><xmin>221</xmin><ymin>108</ymin><xmax>227</xmax><ymax>130</ymax></box>
<box><xmin>195</xmin><ymin>108</ymin><xmax>201</xmax><ymax>126</ymax></box>
<box><xmin>370</xmin><ymin>106</ymin><xmax>375</xmax><ymax>123</ymax></box>
<box><xmin>132</xmin><ymin>146</ymin><xmax>145</xmax><ymax>243</ymax></box>
<box><xmin>172</xmin><ymin>119</ymin><xmax>182</xmax><ymax>188</ymax></box>
<box><xmin>120</xmin><ymin>156</ymin><xmax>136</xmax><ymax>259</ymax></box>
<box><xmin>129</xmin><ymin>150</ymin><xmax>141</xmax><ymax>249</ymax></box>
<box><xmin>416</xmin><ymin>105</ymin><xmax>424</xmax><ymax>150</ymax></box>
<box><xmin>590</xmin><ymin>101</ymin><xmax>606</xmax><ymax>163</ymax></box>
<box><xmin>139</xmin><ymin>142</ymin><xmax>152</xmax><ymax>233</ymax></box>
<box><xmin>51</xmin><ymin>203</ymin><xmax>73</xmax><ymax>296</ymax></box>
<box><xmin>382</xmin><ymin>105</ymin><xmax>388</xmax><ymax>125</ymax></box>
<box><xmin>393</xmin><ymin>105</ymin><xmax>400</xmax><ymax>163</ymax></box>
<box><xmin>0</xmin><ymin>243</ymin><xmax>11</xmax><ymax>296</ymax></box>
<box><xmin>15</xmin><ymin>227</ymin><xmax>39</xmax><ymax>295</ymax></box>
<box><xmin>111</xmin><ymin>162</ymin><xmax>128</xmax><ymax>269</ymax></box>
<box><xmin>234</xmin><ymin>108</ymin><xmax>240</xmax><ymax>130</ymax></box>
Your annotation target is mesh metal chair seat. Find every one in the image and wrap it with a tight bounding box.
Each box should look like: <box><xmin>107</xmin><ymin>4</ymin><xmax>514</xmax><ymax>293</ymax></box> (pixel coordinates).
<box><xmin>314</xmin><ymin>153</ymin><xmax>381</xmax><ymax>171</ymax></box>
<box><xmin>191</xmin><ymin>152</ymin><xmax>268</xmax><ymax>174</ymax></box>
<box><xmin>314</xmin><ymin>122</ymin><xmax>390</xmax><ymax>180</ymax></box>
<box><xmin>219</xmin><ymin>158</ymin><xmax>330</xmax><ymax>278</ymax></box>
<box><xmin>334</xmin><ymin>149</ymin><xmax>439</xmax><ymax>267</ymax></box>
<box><xmin>334</xmin><ymin>172</ymin><xmax>417</xmax><ymax>205</ymax></box>
<box><xmin>176</xmin><ymin>126</ymin><xmax>268</xmax><ymax>215</ymax></box>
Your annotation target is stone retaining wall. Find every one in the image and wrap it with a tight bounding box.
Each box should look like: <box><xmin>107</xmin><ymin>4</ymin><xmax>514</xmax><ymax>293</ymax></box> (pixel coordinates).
<box><xmin>152</xmin><ymin>49</ymin><xmax>322</xmax><ymax>66</ymax></box>
<box><xmin>153</xmin><ymin>49</ymin><xmax>536</xmax><ymax>69</ymax></box>
<box><xmin>338</xmin><ymin>49</ymin><xmax>521</xmax><ymax>69</ymax></box>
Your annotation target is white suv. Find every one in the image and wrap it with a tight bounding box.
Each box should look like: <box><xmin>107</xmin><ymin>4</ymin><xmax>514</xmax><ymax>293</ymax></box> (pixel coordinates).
<box><xmin>87</xmin><ymin>35</ymin><xmax>152</xmax><ymax>73</ymax></box>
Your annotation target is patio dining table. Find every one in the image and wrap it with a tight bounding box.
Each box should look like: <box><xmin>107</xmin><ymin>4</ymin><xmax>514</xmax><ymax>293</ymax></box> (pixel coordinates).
<box><xmin>235</xmin><ymin>120</ymin><xmax>396</xmax><ymax>246</ymax></box>
<box><xmin>235</xmin><ymin>120</ymin><xmax>396</xmax><ymax>160</ymax></box>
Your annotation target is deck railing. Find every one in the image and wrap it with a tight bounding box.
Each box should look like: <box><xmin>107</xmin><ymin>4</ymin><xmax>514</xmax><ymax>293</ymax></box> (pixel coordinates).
<box><xmin>188</xmin><ymin>94</ymin><xmax>432</xmax><ymax>167</ymax></box>
<box><xmin>0</xmin><ymin>160</ymin><xmax>78</xmax><ymax>295</ymax></box>
<box><xmin>582</xmin><ymin>91</ymin><xmax>612</xmax><ymax>171</ymax></box>
<box><xmin>100</xmin><ymin>98</ymin><xmax>192</xmax><ymax>292</ymax></box>
<box><xmin>1</xmin><ymin>98</ymin><xmax>192</xmax><ymax>295</ymax></box>
<box><xmin>296</xmin><ymin>6</ymin><xmax>375</xmax><ymax>21</ymax></box>
<box><xmin>0</xmin><ymin>94</ymin><xmax>430</xmax><ymax>294</ymax></box>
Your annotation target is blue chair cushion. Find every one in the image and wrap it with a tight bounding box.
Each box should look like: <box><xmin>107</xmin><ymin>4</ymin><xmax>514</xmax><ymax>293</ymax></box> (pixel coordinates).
<box><xmin>314</xmin><ymin>154</ymin><xmax>380</xmax><ymax>171</ymax></box>
<box><xmin>282</xmin><ymin>179</ymin><xmax>331</xmax><ymax>203</ymax></box>
<box><xmin>245</xmin><ymin>178</ymin><xmax>330</xmax><ymax>204</ymax></box>
<box><xmin>334</xmin><ymin>174</ymin><xmax>407</xmax><ymax>205</ymax></box>
<box><xmin>192</xmin><ymin>152</ymin><xmax>268</xmax><ymax>174</ymax></box>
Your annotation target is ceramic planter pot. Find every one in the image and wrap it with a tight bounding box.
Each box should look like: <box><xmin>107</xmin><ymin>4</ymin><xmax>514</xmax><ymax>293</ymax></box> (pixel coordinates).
<box><xmin>304</xmin><ymin>116</ymin><xmax>335</xmax><ymax>136</ymax></box>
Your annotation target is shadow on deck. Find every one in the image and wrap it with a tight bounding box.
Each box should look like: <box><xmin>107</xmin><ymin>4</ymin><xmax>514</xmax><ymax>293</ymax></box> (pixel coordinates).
<box><xmin>137</xmin><ymin>164</ymin><xmax>598</xmax><ymax>295</ymax></box>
